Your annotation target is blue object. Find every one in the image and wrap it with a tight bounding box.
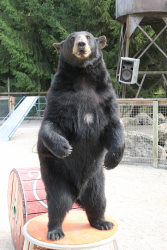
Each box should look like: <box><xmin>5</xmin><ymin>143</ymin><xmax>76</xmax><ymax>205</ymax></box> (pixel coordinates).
<box><xmin>51</xmin><ymin>74</ymin><xmax>54</xmax><ymax>84</ymax></box>
<box><xmin>0</xmin><ymin>96</ymin><xmax>39</xmax><ymax>142</ymax></box>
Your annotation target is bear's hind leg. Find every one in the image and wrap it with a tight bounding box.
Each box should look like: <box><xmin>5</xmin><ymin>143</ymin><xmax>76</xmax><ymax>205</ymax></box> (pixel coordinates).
<box><xmin>46</xmin><ymin>176</ymin><xmax>75</xmax><ymax>240</ymax></box>
<box><xmin>41</xmin><ymin>162</ymin><xmax>75</xmax><ymax>240</ymax></box>
<box><xmin>80</xmin><ymin>169</ymin><xmax>113</xmax><ymax>230</ymax></box>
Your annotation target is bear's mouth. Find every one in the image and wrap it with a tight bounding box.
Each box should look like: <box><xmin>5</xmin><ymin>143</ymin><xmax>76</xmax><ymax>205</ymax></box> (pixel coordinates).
<box><xmin>77</xmin><ymin>50</ymin><xmax>87</xmax><ymax>55</ymax></box>
<box><xmin>75</xmin><ymin>49</ymin><xmax>91</xmax><ymax>58</ymax></box>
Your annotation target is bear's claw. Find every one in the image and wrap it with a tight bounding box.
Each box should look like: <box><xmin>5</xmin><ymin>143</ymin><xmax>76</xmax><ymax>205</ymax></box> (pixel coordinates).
<box><xmin>64</xmin><ymin>145</ymin><xmax>73</xmax><ymax>157</ymax></box>
<box><xmin>53</xmin><ymin>138</ymin><xmax>73</xmax><ymax>158</ymax></box>
<box><xmin>47</xmin><ymin>229</ymin><xmax>65</xmax><ymax>241</ymax></box>
<box><xmin>90</xmin><ymin>219</ymin><xmax>113</xmax><ymax>230</ymax></box>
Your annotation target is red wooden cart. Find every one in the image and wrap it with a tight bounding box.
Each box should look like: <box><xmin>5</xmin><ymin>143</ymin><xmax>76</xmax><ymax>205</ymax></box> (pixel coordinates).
<box><xmin>8</xmin><ymin>167</ymin><xmax>81</xmax><ymax>250</ymax></box>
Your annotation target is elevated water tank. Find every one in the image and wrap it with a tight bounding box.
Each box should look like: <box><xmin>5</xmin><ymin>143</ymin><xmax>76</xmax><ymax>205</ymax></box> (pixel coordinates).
<box><xmin>116</xmin><ymin>0</ymin><xmax>167</xmax><ymax>23</ymax></box>
<box><xmin>115</xmin><ymin>0</ymin><xmax>167</xmax><ymax>99</ymax></box>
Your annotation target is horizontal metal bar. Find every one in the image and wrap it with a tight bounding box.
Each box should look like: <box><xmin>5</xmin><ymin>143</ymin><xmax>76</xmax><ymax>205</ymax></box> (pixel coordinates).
<box><xmin>117</xmin><ymin>98</ymin><xmax>167</xmax><ymax>103</ymax></box>
<box><xmin>0</xmin><ymin>98</ymin><xmax>10</xmax><ymax>100</ymax></box>
<box><xmin>139</xmin><ymin>71</ymin><xmax>167</xmax><ymax>74</ymax></box>
<box><xmin>0</xmin><ymin>92</ymin><xmax>47</xmax><ymax>95</ymax></box>
<box><xmin>122</xmin><ymin>157</ymin><xmax>153</xmax><ymax>164</ymax></box>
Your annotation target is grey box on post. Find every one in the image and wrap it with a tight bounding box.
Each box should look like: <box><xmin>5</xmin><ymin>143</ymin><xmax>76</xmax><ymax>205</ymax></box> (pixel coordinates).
<box><xmin>119</xmin><ymin>57</ymin><xmax>140</xmax><ymax>84</ymax></box>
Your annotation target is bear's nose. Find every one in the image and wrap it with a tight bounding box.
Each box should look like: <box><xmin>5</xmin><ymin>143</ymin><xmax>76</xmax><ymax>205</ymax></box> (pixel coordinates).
<box><xmin>77</xmin><ymin>41</ymin><xmax>86</xmax><ymax>49</ymax></box>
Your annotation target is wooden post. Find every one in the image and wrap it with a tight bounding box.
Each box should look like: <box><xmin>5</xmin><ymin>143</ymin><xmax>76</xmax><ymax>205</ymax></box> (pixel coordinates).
<box><xmin>153</xmin><ymin>101</ymin><xmax>158</xmax><ymax>168</ymax></box>
<box><xmin>9</xmin><ymin>96</ymin><xmax>15</xmax><ymax>114</ymax></box>
<box><xmin>162</xmin><ymin>28</ymin><xmax>167</xmax><ymax>98</ymax></box>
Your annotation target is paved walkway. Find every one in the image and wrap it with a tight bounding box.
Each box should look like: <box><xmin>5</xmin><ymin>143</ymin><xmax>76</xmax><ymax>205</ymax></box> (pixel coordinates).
<box><xmin>0</xmin><ymin>120</ymin><xmax>167</xmax><ymax>250</ymax></box>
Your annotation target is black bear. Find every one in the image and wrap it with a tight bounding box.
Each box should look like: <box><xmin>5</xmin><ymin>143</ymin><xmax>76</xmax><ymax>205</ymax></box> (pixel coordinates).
<box><xmin>37</xmin><ymin>31</ymin><xmax>125</xmax><ymax>241</ymax></box>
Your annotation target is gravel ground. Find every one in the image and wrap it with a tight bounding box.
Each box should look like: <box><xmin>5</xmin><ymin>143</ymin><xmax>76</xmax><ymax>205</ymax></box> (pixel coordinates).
<box><xmin>0</xmin><ymin>120</ymin><xmax>167</xmax><ymax>250</ymax></box>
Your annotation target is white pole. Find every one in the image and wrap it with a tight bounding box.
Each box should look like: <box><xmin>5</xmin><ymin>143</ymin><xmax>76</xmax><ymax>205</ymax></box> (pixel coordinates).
<box><xmin>153</xmin><ymin>101</ymin><xmax>158</xmax><ymax>168</ymax></box>
<box><xmin>8</xmin><ymin>78</ymin><xmax>10</xmax><ymax>96</ymax></box>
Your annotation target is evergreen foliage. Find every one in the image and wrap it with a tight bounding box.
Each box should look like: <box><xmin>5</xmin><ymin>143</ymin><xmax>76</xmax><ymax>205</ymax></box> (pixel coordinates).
<box><xmin>0</xmin><ymin>0</ymin><xmax>120</xmax><ymax>92</ymax></box>
<box><xmin>0</xmin><ymin>0</ymin><xmax>166</xmax><ymax>97</ymax></box>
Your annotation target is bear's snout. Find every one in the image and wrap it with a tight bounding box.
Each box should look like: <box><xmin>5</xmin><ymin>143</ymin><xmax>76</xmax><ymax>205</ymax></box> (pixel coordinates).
<box><xmin>72</xmin><ymin>34</ymin><xmax>91</xmax><ymax>59</ymax></box>
<box><xmin>77</xmin><ymin>41</ymin><xmax>86</xmax><ymax>50</ymax></box>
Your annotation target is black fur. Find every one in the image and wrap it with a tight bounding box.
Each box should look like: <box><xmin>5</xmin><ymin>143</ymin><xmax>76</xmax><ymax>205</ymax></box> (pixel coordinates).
<box><xmin>37</xmin><ymin>31</ymin><xmax>125</xmax><ymax>240</ymax></box>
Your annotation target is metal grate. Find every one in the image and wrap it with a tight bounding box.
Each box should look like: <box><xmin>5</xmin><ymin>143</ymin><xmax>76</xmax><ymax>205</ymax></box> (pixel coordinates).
<box><xmin>0</xmin><ymin>97</ymin><xmax>10</xmax><ymax>118</ymax></box>
<box><xmin>118</xmin><ymin>99</ymin><xmax>167</xmax><ymax>166</ymax></box>
<box><xmin>158</xmin><ymin>101</ymin><xmax>167</xmax><ymax>164</ymax></box>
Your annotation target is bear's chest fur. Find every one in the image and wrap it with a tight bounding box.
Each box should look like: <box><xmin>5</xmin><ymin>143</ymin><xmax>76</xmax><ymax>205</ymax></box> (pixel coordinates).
<box><xmin>53</xmin><ymin>83</ymin><xmax>110</xmax><ymax>140</ymax></box>
<box><xmin>47</xmin><ymin>83</ymin><xmax>110</xmax><ymax>183</ymax></box>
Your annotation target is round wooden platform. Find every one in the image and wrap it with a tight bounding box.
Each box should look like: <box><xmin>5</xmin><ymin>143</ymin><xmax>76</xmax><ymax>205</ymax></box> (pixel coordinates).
<box><xmin>24</xmin><ymin>211</ymin><xmax>119</xmax><ymax>249</ymax></box>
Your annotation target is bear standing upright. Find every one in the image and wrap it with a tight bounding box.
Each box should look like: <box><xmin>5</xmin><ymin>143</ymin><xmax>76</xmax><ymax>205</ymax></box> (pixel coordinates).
<box><xmin>37</xmin><ymin>31</ymin><xmax>125</xmax><ymax>241</ymax></box>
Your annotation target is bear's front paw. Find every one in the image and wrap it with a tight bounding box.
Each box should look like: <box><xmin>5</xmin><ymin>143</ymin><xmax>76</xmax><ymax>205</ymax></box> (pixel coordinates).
<box><xmin>90</xmin><ymin>219</ymin><xmax>113</xmax><ymax>230</ymax></box>
<box><xmin>53</xmin><ymin>137</ymin><xmax>72</xmax><ymax>158</ymax></box>
<box><xmin>104</xmin><ymin>147</ymin><xmax>124</xmax><ymax>170</ymax></box>
<box><xmin>47</xmin><ymin>228</ymin><xmax>65</xmax><ymax>241</ymax></box>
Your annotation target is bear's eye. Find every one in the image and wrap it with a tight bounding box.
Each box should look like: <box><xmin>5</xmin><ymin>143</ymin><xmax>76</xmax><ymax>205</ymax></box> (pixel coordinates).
<box><xmin>86</xmin><ymin>35</ymin><xmax>90</xmax><ymax>40</ymax></box>
<box><xmin>70</xmin><ymin>37</ymin><xmax>75</xmax><ymax>42</ymax></box>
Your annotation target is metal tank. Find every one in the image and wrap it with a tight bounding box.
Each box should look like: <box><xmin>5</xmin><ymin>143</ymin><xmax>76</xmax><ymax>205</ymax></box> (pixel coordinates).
<box><xmin>115</xmin><ymin>0</ymin><xmax>167</xmax><ymax>100</ymax></box>
<box><xmin>116</xmin><ymin>0</ymin><xmax>167</xmax><ymax>23</ymax></box>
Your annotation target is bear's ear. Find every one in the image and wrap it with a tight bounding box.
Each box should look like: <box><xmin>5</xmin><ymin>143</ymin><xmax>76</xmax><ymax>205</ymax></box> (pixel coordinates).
<box><xmin>53</xmin><ymin>40</ymin><xmax>64</xmax><ymax>53</ymax></box>
<box><xmin>96</xmin><ymin>36</ymin><xmax>107</xmax><ymax>49</ymax></box>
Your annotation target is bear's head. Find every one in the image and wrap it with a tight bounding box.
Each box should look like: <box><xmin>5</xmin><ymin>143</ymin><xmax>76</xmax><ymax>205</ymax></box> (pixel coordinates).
<box><xmin>53</xmin><ymin>31</ymin><xmax>106</xmax><ymax>67</ymax></box>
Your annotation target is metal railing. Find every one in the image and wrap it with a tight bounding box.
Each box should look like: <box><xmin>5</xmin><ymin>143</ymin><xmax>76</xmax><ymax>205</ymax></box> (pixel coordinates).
<box><xmin>1</xmin><ymin>94</ymin><xmax>166</xmax><ymax>168</ymax></box>
<box><xmin>0</xmin><ymin>96</ymin><xmax>25</xmax><ymax>125</ymax></box>
<box><xmin>0</xmin><ymin>94</ymin><xmax>47</xmax><ymax>120</ymax></box>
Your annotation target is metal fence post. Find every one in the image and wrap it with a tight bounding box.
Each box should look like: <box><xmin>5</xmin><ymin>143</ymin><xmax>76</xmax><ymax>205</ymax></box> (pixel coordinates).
<box><xmin>153</xmin><ymin>101</ymin><xmax>158</xmax><ymax>168</ymax></box>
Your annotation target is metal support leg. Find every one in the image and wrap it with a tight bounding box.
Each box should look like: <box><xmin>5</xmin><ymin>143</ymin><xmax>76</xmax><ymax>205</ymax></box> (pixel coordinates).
<box><xmin>23</xmin><ymin>239</ymin><xmax>29</xmax><ymax>250</ymax></box>
<box><xmin>135</xmin><ymin>74</ymin><xmax>146</xmax><ymax>98</ymax></box>
<box><xmin>29</xmin><ymin>242</ymin><xmax>34</xmax><ymax>250</ymax></box>
<box><xmin>125</xmin><ymin>37</ymin><xmax>130</xmax><ymax>57</ymax></box>
<box><xmin>113</xmin><ymin>239</ymin><xmax>119</xmax><ymax>250</ymax></box>
<box><xmin>115</xmin><ymin>24</ymin><xmax>124</xmax><ymax>96</ymax></box>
